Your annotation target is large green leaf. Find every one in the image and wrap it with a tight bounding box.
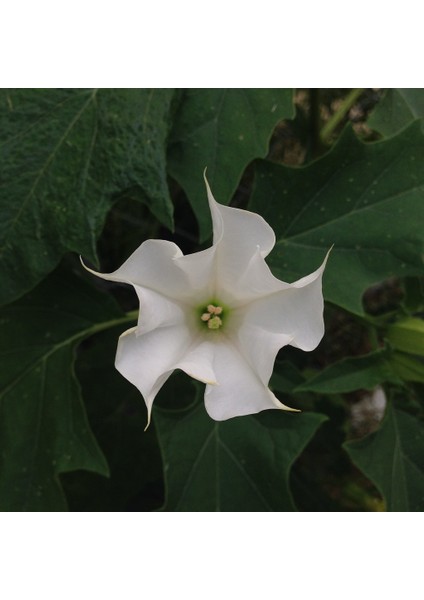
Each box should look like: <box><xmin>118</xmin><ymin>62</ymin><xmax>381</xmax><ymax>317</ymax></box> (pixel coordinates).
<box><xmin>0</xmin><ymin>264</ymin><xmax>135</xmax><ymax>511</ymax></box>
<box><xmin>168</xmin><ymin>89</ymin><xmax>294</xmax><ymax>240</ymax></box>
<box><xmin>250</xmin><ymin>122</ymin><xmax>424</xmax><ymax>314</ymax></box>
<box><xmin>345</xmin><ymin>402</ymin><xmax>424</xmax><ymax>511</ymax></box>
<box><xmin>296</xmin><ymin>349</ymin><xmax>401</xmax><ymax>394</ymax></box>
<box><xmin>0</xmin><ymin>88</ymin><xmax>174</xmax><ymax>306</ymax></box>
<box><xmin>62</xmin><ymin>326</ymin><xmax>164</xmax><ymax>512</ymax></box>
<box><xmin>368</xmin><ymin>89</ymin><xmax>424</xmax><ymax>136</ymax></box>
<box><xmin>155</xmin><ymin>402</ymin><xmax>326</xmax><ymax>511</ymax></box>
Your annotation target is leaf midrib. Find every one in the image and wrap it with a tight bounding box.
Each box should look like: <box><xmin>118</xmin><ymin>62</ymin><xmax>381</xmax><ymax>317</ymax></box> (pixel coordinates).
<box><xmin>0</xmin><ymin>313</ymin><xmax>134</xmax><ymax>402</ymax></box>
<box><xmin>0</xmin><ymin>89</ymin><xmax>98</xmax><ymax>252</ymax></box>
<box><xmin>277</xmin><ymin>182</ymin><xmax>424</xmax><ymax>246</ymax></box>
<box><xmin>175</xmin><ymin>413</ymin><xmax>274</xmax><ymax>511</ymax></box>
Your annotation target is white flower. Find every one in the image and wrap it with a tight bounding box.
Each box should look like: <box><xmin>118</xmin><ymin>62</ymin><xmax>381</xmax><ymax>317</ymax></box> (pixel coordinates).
<box><xmin>83</xmin><ymin>173</ymin><xmax>329</xmax><ymax>427</ymax></box>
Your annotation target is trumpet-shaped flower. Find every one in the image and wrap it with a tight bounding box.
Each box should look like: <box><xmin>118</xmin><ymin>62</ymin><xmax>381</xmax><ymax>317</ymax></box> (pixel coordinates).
<box><xmin>83</xmin><ymin>174</ymin><xmax>329</xmax><ymax>427</ymax></box>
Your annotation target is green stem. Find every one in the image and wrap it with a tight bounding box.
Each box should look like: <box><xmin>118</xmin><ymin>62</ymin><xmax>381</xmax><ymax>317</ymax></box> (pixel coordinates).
<box><xmin>89</xmin><ymin>310</ymin><xmax>138</xmax><ymax>336</ymax></box>
<box><xmin>67</xmin><ymin>310</ymin><xmax>138</xmax><ymax>351</ymax></box>
<box><xmin>309</xmin><ymin>89</ymin><xmax>325</xmax><ymax>159</ymax></box>
<box><xmin>320</xmin><ymin>88</ymin><xmax>364</xmax><ymax>144</ymax></box>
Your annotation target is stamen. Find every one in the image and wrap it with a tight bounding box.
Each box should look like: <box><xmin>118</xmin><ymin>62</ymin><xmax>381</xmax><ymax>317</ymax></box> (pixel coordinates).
<box><xmin>207</xmin><ymin>304</ymin><xmax>223</xmax><ymax>315</ymax></box>
<box><xmin>200</xmin><ymin>303</ymin><xmax>225</xmax><ymax>330</ymax></box>
<box><xmin>207</xmin><ymin>316</ymin><xmax>222</xmax><ymax>330</ymax></box>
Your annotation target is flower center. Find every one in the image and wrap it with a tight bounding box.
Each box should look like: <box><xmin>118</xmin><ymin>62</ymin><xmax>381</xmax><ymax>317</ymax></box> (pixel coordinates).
<box><xmin>200</xmin><ymin>304</ymin><xmax>224</xmax><ymax>330</ymax></box>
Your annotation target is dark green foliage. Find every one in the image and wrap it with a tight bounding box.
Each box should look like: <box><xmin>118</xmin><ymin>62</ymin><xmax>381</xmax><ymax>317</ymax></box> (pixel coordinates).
<box><xmin>1</xmin><ymin>88</ymin><xmax>424</xmax><ymax>512</ymax></box>
<box><xmin>0</xmin><ymin>89</ymin><xmax>174</xmax><ymax>305</ymax></box>
<box><xmin>168</xmin><ymin>89</ymin><xmax>294</xmax><ymax>239</ymax></box>
<box><xmin>345</xmin><ymin>402</ymin><xmax>424</xmax><ymax>511</ymax></box>
<box><xmin>0</xmin><ymin>265</ymin><xmax>133</xmax><ymax>510</ymax></box>
<box><xmin>368</xmin><ymin>88</ymin><xmax>424</xmax><ymax>136</ymax></box>
<box><xmin>250</xmin><ymin>123</ymin><xmax>424</xmax><ymax>314</ymax></box>
<box><xmin>155</xmin><ymin>402</ymin><xmax>326</xmax><ymax>511</ymax></box>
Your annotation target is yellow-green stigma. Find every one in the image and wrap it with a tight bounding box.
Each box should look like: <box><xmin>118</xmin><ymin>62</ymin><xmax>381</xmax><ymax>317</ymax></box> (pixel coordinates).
<box><xmin>200</xmin><ymin>304</ymin><xmax>224</xmax><ymax>330</ymax></box>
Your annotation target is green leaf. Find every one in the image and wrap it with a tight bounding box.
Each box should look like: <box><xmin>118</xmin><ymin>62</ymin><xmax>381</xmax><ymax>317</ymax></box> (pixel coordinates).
<box><xmin>368</xmin><ymin>89</ymin><xmax>424</xmax><ymax>136</ymax></box>
<box><xmin>168</xmin><ymin>89</ymin><xmax>294</xmax><ymax>240</ymax></box>
<box><xmin>386</xmin><ymin>317</ymin><xmax>424</xmax><ymax>356</ymax></box>
<box><xmin>389</xmin><ymin>352</ymin><xmax>424</xmax><ymax>383</ymax></box>
<box><xmin>296</xmin><ymin>349</ymin><xmax>401</xmax><ymax>394</ymax></box>
<box><xmin>250</xmin><ymin>122</ymin><xmax>424</xmax><ymax>314</ymax></box>
<box><xmin>401</xmin><ymin>276</ymin><xmax>424</xmax><ymax>312</ymax></box>
<box><xmin>0</xmin><ymin>88</ymin><xmax>174</xmax><ymax>306</ymax></box>
<box><xmin>62</xmin><ymin>326</ymin><xmax>164</xmax><ymax>512</ymax></box>
<box><xmin>270</xmin><ymin>360</ymin><xmax>305</xmax><ymax>394</ymax></box>
<box><xmin>345</xmin><ymin>402</ymin><xmax>424</xmax><ymax>511</ymax></box>
<box><xmin>0</xmin><ymin>264</ymin><xmax>135</xmax><ymax>511</ymax></box>
<box><xmin>155</xmin><ymin>402</ymin><xmax>326</xmax><ymax>511</ymax></box>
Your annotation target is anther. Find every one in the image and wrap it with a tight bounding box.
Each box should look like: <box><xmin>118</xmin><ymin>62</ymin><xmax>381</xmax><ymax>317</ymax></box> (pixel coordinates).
<box><xmin>207</xmin><ymin>304</ymin><xmax>220</xmax><ymax>314</ymax></box>
<box><xmin>207</xmin><ymin>316</ymin><xmax>222</xmax><ymax>330</ymax></box>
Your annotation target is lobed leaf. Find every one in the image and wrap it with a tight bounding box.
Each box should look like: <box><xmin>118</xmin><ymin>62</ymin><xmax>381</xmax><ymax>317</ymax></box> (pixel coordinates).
<box><xmin>251</xmin><ymin>122</ymin><xmax>424</xmax><ymax>314</ymax></box>
<box><xmin>168</xmin><ymin>88</ymin><xmax>294</xmax><ymax>240</ymax></box>
<box><xmin>0</xmin><ymin>266</ymin><xmax>134</xmax><ymax>510</ymax></box>
<box><xmin>62</xmin><ymin>327</ymin><xmax>164</xmax><ymax>512</ymax></box>
<box><xmin>345</xmin><ymin>402</ymin><xmax>424</xmax><ymax>511</ymax></box>
<box><xmin>296</xmin><ymin>349</ymin><xmax>401</xmax><ymax>394</ymax></box>
<box><xmin>368</xmin><ymin>89</ymin><xmax>424</xmax><ymax>136</ymax></box>
<box><xmin>0</xmin><ymin>88</ymin><xmax>174</xmax><ymax>306</ymax></box>
<box><xmin>155</xmin><ymin>402</ymin><xmax>326</xmax><ymax>511</ymax></box>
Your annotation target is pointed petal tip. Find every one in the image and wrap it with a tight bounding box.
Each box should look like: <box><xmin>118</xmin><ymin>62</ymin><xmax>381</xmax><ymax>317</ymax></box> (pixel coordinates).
<box><xmin>203</xmin><ymin>167</ymin><xmax>210</xmax><ymax>189</ymax></box>
<box><xmin>79</xmin><ymin>255</ymin><xmax>91</xmax><ymax>272</ymax></box>
<box><xmin>80</xmin><ymin>255</ymin><xmax>108</xmax><ymax>280</ymax></box>
<box><xmin>144</xmin><ymin>406</ymin><xmax>152</xmax><ymax>432</ymax></box>
<box><xmin>203</xmin><ymin>168</ymin><xmax>213</xmax><ymax>194</ymax></box>
<box><xmin>324</xmin><ymin>244</ymin><xmax>334</xmax><ymax>264</ymax></box>
<box><xmin>272</xmin><ymin>392</ymin><xmax>301</xmax><ymax>412</ymax></box>
<box><xmin>281</xmin><ymin>405</ymin><xmax>301</xmax><ymax>413</ymax></box>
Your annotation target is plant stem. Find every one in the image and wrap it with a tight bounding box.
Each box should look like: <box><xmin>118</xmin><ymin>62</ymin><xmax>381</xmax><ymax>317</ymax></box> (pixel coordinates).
<box><xmin>320</xmin><ymin>88</ymin><xmax>364</xmax><ymax>144</ymax></box>
<box><xmin>309</xmin><ymin>89</ymin><xmax>327</xmax><ymax>159</ymax></box>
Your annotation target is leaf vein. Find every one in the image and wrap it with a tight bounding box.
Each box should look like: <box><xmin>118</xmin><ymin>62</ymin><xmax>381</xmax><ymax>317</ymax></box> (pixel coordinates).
<box><xmin>0</xmin><ymin>89</ymin><xmax>97</xmax><ymax>252</ymax></box>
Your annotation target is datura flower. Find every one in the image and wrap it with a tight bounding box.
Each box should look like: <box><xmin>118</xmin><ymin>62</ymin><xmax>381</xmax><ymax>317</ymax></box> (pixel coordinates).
<box><xmin>83</xmin><ymin>174</ymin><xmax>329</xmax><ymax>427</ymax></box>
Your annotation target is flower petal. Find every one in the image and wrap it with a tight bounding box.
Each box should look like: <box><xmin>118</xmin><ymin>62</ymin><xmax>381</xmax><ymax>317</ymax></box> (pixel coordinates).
<box><xmin>115</xmin><ymin>324</ymin><xmax>193</xmax><ymax>426</ymax></box>
<box><xmin>82</xmin><ymin>239</ymin><xmax>179</xmax><ymax>288</ymax></box>
<box><xmin>203</xmin><ymin>173</ymin><xmax>278</xmax><ymax>303</ymax></box>
<box><xmin>204</xmin><ymin>172</ymin><xmax>275</xmax><ymax>256</ymax></box>
<box><xmin>132</xmin><ymin>287</ymin><xmax>188</xmax><ymax>335</ymax></box>
<box><xmin>238</xmin><ymin>252</ymin><xmax>329</xmax><ymax>352</ymax></box>
<box><xmin>174</xmin><ymin>339</ymin><xmax>218</xmax><ymax>385</ymax></box>
<box><xmin>221</xmin><ymin>246</ymin><xmax>291</xmax><ymax>305</ymax></box>
<box><xmin>235</xmin><ymin>321</ymin><xmax>294</xmax><ymax>385</ymax></box>
<box><xmin>202</xmin><ymin>338</ymin><xmax>296</xmax><ymax>421</ymax></box>
<box><xmin>173</xmin><ymin>246</ymin><xmax>217</xmax><ymax>302</ymax></box>
<box><xmin>82</xmin><ymin>238</ymin><xmax>218</xmax><ymax>306</ymax></box>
